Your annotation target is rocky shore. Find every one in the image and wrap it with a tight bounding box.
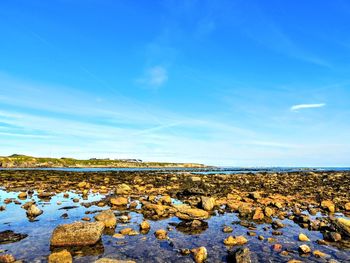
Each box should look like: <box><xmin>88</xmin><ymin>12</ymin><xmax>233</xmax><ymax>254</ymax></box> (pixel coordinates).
<box><xmin>0</xmin><ymin>170</ymin><xmax>349</xmax><ymax>262</ymax></box>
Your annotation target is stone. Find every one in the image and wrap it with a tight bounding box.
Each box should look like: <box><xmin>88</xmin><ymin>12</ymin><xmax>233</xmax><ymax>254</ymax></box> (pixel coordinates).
<box><xmin>298</xmin><ymin>244</ymin><xmax>311</xmax><ymax>254</ymax></box>
<box><xmin>333</xmin><ymin>218</ymin><xmax>350</xmax><ymax>237</ymax></box>
<box><xmin>110</xmin><ymin>197</ymin><xmax>128</xmax><ymax>206</ymax></box>
<box><xmin>113</xmin><ymin>233</ymin><xmax>125</xmax><ymax>239</ymax></box>
<box><xmin>94</xmin><ymin>258</ymin><xmax>136</xmax><ymax>263</ymax></box>
<box><xmin>313</xmin><ymin>250</ymin><xmax>328</xmax><ymax>258</ymax></box>
<box><xmin>264</xmin><ymin>207</ymin><xmax>273</xmax><ymax>217</ymax></box>
<box><xmin>154</xmin><ymin>229</ymin><xmax>167</xmax><ymax>240</ymax></box>
<box><xmin>345</xmin><ymin>202</ymin><xmax>350</xmax><ymax>211</ymax></box>
<box><xmin>321</xmin><ymin>200</ymin><xmax>335</xmax><ymax>213</ymax></box>
<box><xmin>201</xmin><ymin>196</ymin><xmax>215</xmax><ymax>211</ymax></box>
<box><xmin>272</xmin><ymin>220</ymin><xmax>284</xmax><ymax>229</ymax></box>
<box><xmin>253</xmin><ymin>207</ymin><xmax>264</xmax><ymax>220</ymax></box>
<box><xmin>223</xmin><ymin>226</ymin><xmax>233</xmax><ymax>233</ymax></box>
<box><xmin>18</xmin><ymin>192</ymin><xmax>27</xmax><ymax>199</ymax></box>
<box><xmin>50</xmin><ymin>221</ymin><xmax>105</xmax><ymax>246</ymax></box>
<box><xmin>230</xmin><ymin>247</ymin><xmax>251</xmax><ymax>263</ymax></box>
<box><xmin>159</xmin><ymin>195</ymin><xmax>172</xmax><ymax>205</ymax></box>
<box><xmin>94</xmin><ymin>210</ymin><xmax>117</xmax><ymax>228</ymax></box>
<box><xmin>48</xmin><ymin>249</ymin><xmax>72</xmax><ymax>263</ymax></box>
<box><xmin>191</xmin><ymin>247</ymin><xmax>207</xmax><ymax>263</ymax></box>
<box><xmin>174</xmin><ymin>204</ymin><xmax>209</xmax><ymax>220</ymax></box>
<box><xmin>272</xmin><ymin>244</ymin><xmax>282</xmax><ymax>252</ymax></box>
<box><xmin>323</xmin><ymin>231</ymin><xmax>342</xmax><ymax>242</ymax></box>
<box><xmin>26</xmin><ymin>204</ymin><xmax>43</xmax><ymax>218</ymax></box>
<box><xmin>140</xmin><ymin>220</ymin><xmax>150</xmax><ymax>230</ymax></box>
<box><xmin>298</xmin><ymin>233</ymin><xmax>310</xmax><ymax>242</ymax></box>
<box><xmin>115</xmin><ymin>184</ymin><xmax>132</xmax><ymax>195</ymax></box>
<box><xmin>0</xmin><ymin>230</ymin><xmax>28</xmax><ymax>244</ymax></box>
<box><xmin>0</xmin><ymin>254</ymin><xmax>15</xmax><ymax>263</ymax></box>
<box><xmin>224</xmin><ymin>236</ymin><xmax>248</xmax><ymax>246</ymax></box>
<box><xmin>78</xmin><ymin>182</ymin><xmax>87</xmax><ymax>188</ymax></box>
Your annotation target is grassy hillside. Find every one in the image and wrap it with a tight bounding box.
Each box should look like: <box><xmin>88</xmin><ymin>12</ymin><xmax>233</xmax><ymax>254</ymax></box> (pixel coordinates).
<box><xmin>0</xmin><ymin>154</ymin><xmax>207</xmax><ymax>168</ymax></box>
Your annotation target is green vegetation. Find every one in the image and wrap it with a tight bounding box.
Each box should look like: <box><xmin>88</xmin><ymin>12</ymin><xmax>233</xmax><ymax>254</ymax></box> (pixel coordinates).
<box><xmin>0</xmin><ymin>154</ymin><xmax>206</xmax><ymax>168</ymax></box>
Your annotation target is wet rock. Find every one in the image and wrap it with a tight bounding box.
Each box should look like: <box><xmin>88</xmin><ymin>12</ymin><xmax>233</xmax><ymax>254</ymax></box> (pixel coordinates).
<box><xmin>333</xmin><ymin>217</ymin><xmax>350</xmax><ymax>237</ymax></box>
<box><xmin>26</xmin><ymin>204</ymin><xmax>43</xmax><ymax>218</ymax></box>
<box><xmin>94</xmin><ymin>210</ymin><xmax>117</xmax><ymax>228</ymax></box>
<box><xmin>249</xmin><ymin>192</ymin><xmax>261</xmax><ymax>200</ymax></box>
<box><xmin>140</xmin><ymin>220</ymin><xmax>150</xmax><ymax>231</ymax></box>
<box><xmin>17</xmin><ymin>192</ymin><xmax>27</xmax><ymax>199</ymax></box>
<box><xmin>38</xmin><ymin>191</ymin><xmax>54</xmax><ymax>199</ymax></box>
<box><xmin>110</xmin><ymin>197</ymin><xmax>128</xmax><ymax>206</ymax></box>
<box><xmin>272</xmin><ymin>244</ymin><xmax>282</xmax><ymax>252</ymax></box>
<box><xmin>191</xmin><ymin>246</ymin><xmax>207</xmax><ymax>263</ymax></box>
<box><xmin>173</xmin><ymin>220</ymin><xmax>208</xmax><ymax>234</ymax></box>
<box><xmin>154</xmin><ymin>229</ymin><xmax>167</xmax><ymax>240</ymax></box>
<box><xmin>119</xmin><ymin>228</ymin><xmax>138</xmax><ymax>236</ymax></box>
<box><xmin>48</xmin><ymin>249</ymin><xmax>72</xmax><ymax>263</ymax></box>
<box><xmin>115</xmin><ymin>184</ymin><xmax>131</xmax><ymax>195</ymax></box>
<box><xmin>298</xmin><ymin>233</ymin><xmax>310</xmax><ymax>242</ymax></box>
<box><xmin>159</xmin><ymin>195</ymin><xmax>172</xmax><ymax>205</ymax></box>
<box><xmin>345</xmin><ymin>202</ymin><xmax>350</xmax><ymax>211</ymax></box>
<box><xmin>298</xmin><ymin>244</ymin><xmax>311</xmax><ymax>254</ymax></box>
<box><xmin>252</xmin><ymin>207</ymin><xmax>264</xmax><ymax>220</ymax></box>
<box><xmin>78</xmin><ymin>181</ymin><xmax>87</xmax><ymax>188</ymax></box>
<box><xmin>201</xmin><ymin>196</ymin><xmax>215</xmax><ymax>211</ymax></box>
<box><xmin>227</xmin><ymin>247</ymin><xmax>251</xmax><ymax>263</ymax></box>
<box><xmin>0</xmin><ymin>205</ymin><xmax>5</xmax><ymax>211</ymax></box>
<box><xmin>264</xmin><ymin>207</ymin><xmax>273</xmax><ymax>217</ymax></box>
<box><xmin>271</xmin><ymin>220</ymin><xmax>284</xmax><ymax>229</ymax></box>
<box><xmin>0</xmin><ymin>254</ymin><xmax>15</xmax><ymax>263</ymax></box>
<box><xmin>174</xmin><ymin>204</ymin><xmax>209</xmax><ymax>220</ymax></box>
<box><xmin>321</xmin><ymin>200</ymin><xmax>335</xmax><ymax>213</ymax></box>
<box><xmin>223</xmin><ymin>226</ymin><xmax>233</xmax><ymax>233</ymax></box>
<box><xmin>313</xmin><ymin>250</ymin><xmax>328</xmax><ymax>258</ymax></box>
<box><xmin>95</xmin><ymin>259</ymin><xmax>135</xmax><ymax>263</ymax></box>
<box><xmin>224</xmin><ymin>236</ymin><xmax>248</xmax><ymax>246</ymax></box>
<box><xmin>323</xmin><ymin>231</ymin><xmax>342</xmax><ymax>242</ymax></box>
<box><xmin>50</xmin><ymin>221</ymin><xmax>105</xmax><ymax>246</ymax></box>
<box><xmin>0</xmin><ymin>230</ymin><xmax>28</xmax><ymax>244</ymax></box>
<box><xmin>238</xmin><ymin>204</ymin><xmax>253</xmax><ymax>217</ymax></box>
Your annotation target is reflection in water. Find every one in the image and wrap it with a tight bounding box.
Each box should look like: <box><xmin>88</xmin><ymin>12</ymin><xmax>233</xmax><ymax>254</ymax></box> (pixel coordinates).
<box><xmin>0</xmin><ymin>189</ymin><xmax>349</xmax><ymax>262</ymax></box>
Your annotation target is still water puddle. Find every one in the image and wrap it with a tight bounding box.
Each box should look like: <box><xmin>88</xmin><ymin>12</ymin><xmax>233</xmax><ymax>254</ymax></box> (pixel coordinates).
<box><xmin>0</xmin><ymin>190</ymin><xmax>349</xmax><ymax>262</ymax></box>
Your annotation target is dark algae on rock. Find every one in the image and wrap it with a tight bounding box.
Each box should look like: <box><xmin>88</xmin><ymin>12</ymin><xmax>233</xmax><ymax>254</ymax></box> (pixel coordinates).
<box><xmin>0</xmin><ymin>169</ymin><xmax>349</xmax><ymax>262</ymax></box>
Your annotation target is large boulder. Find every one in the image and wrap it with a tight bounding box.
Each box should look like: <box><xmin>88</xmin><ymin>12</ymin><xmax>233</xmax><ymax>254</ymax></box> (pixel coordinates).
<box><xmin>94</xmin><ymin>210</ymin><xmax>117</xmax><ymax>228</ymax></box>
<box><xmin>174</xmin><ymin>204</ymin><xmax>209</xmax><ymax>220</ymax></box>
<box><xmin>50</xmin><ymin>222</ymin><xmax>105</xmax><ymax>247</ymax></box>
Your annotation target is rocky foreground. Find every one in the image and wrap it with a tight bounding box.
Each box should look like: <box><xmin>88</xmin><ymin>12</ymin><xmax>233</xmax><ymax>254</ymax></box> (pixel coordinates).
<box><xmin>0</xmin><ymin>170</ymin><xmax>349</xmax><ymax>262</ymax></box>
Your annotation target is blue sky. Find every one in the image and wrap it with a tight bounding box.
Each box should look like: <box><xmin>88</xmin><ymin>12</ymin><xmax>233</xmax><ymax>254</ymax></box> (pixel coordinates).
<box><xmin>0</xmin><ymin>0</ymin><xmax>350</xmax><ymax>166</ymax></box>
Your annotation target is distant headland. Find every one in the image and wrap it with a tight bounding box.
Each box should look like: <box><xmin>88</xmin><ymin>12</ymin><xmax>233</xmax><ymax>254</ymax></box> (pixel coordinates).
<box><xmin>0</xmin><ymin>154</ymin><xmax>207</xmax><ymax>168</ymax></box>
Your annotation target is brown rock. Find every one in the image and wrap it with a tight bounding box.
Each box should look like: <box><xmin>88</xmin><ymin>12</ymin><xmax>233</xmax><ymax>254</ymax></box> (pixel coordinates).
<box><xmin>264</xmin><ymin>207</ymin><xmax>274</xmax><ymax>217</ymax></box>
<box><xmin>26</xmin><ymin>204</ymin><xmax>43</xmax><ymax>218</ymax></box>
<box><xmin>18</xmin><ymin>192</ymin><xmax>27</xmax><ymax>199</ymax></box>
<box><xmin>94</xmin><ymin>210</ymin><xmax>117</xmax><ymax>228</ymax></box>
<box><xmin>224</xmin><ymin>236</ymin><xmax>248</xmax><ymax>246</ymax></box>
<box><xmin>94</xmin><ymin>258</ymin><xmax>136</xmax><ymax>263</ymax></box>
<box><xmin>110</xmin><ymin>197</ymin><xmax>128</xmax><ymax>206</ymax></box>
<box><xmin>154</xmin><ymin>229</ymin><xmax>167</xmax><ymax>239</ymax></box>
<box><xmin>201</xmin><ymin>196</ymin><xmax>215</xmax><ymax>211</ymax></box>
<box><xmin>50</xmin><ymin>222</ymin><xmax>105</xmax><ymax>246</ymax></box>
<box><xmin>174</xmin><ymin>204</ymin><xmax>209</xmax><ymax>220</ymax></box>
<box><xmin>253</xmin><ymin>207</ymin><xmax>264</xmax><ymax>220</ymax></box>
<box><xmin>115</xmin><ymin>184</ymin><xmax>132</xmax><ymax>195</ymax></box>
<box><xmin>191</xmin><ymin>247</ymin><xmax>207</xmax><ymax>263</ymax></box>
<box><xmin>48</xmin><ymin>249</ymin><xmax>72</xmax><ymax>263</ymax></box>
<box><xmin>345</xmin><ymin>202</ymin><xmax>350</xmax><ymax>211</ymax></box>
<box><xmin>140</xmin><ymin>220</ymin><xmax>150</xmax><ymax>230</ymax></box>
<box><xmin>231</xmin><ymin>247</ymin><xmax>251</xmax><ymax>263</ymax></box>
<box><xmin>321</xmin><ymin>200</ymin><xmax>335</xmax><ymax>213</ymax></box>
<box><xmin>298</xmin><ymin>233</ymin><xmax>310</xmax><ymax>242</ymax></box>
<box><xmin>313</xmin><ymin>250</ymin><xmax>328</xmax><ymax>258</ymax></box>
<box><xmin>0</xmin><ymin>254</ymin><xmax>15</xmax><ymax>263</ymax></box>
<box><xmin>299</xmin><ymin>244</ymin><xmax>311</xmax><ymax>254</ymax></box>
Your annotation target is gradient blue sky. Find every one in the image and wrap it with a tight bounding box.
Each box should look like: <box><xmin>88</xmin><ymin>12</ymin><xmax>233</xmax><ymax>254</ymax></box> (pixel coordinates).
<box><xmin>1</xmin><ymin>0</ymin><xmax>350</xmax><ymax>166</ymax></box>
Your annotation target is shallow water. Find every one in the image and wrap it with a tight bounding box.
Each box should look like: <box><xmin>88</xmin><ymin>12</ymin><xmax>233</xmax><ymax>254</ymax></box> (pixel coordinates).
<box><xmin>0</xmin><ymin>190</ymin><xmax>349</xmax><ymax>262</ymax></box>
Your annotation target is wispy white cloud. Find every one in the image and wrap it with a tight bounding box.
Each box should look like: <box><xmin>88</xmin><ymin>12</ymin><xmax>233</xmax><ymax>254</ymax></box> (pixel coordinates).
<box><xmin>290</xmin><ymin>103</ymin><xmax>326</xmax><ymax>112</ymax></box>
<box><xmin>137</xmin><ymin>66</ymin><xmax>168</xmax><ymax>88</ymax></box>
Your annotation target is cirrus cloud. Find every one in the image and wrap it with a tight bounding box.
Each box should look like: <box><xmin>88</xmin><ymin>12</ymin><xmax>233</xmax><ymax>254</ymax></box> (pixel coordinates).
<box><xmin>290</xmin><ymin>103</ymin><xmax>326</xmax><ymax>112</ymax></box>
